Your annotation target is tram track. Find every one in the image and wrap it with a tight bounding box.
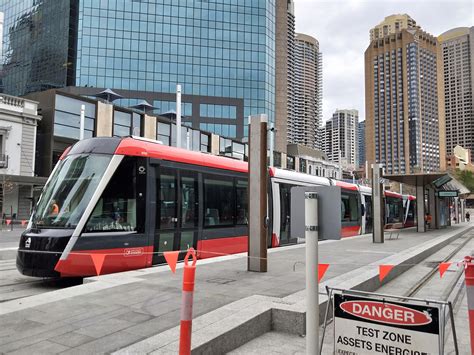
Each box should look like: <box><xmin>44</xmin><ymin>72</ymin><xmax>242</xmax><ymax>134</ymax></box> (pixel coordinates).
<box><xmin>405</xmin><ymin>230</ymin><xmax>474</xmax><ymax>299</ymax></box>
<box><xmin>0</xmin><ymin>259</ymin><xmax>83</xmax><ymax>303</ymax></box>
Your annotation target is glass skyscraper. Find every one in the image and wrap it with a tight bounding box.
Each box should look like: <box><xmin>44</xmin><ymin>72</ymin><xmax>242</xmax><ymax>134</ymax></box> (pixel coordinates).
<box><xmin>0</xmin><ymin>0</ymin><xmax>276</xmax><ymax>139</ymax></box>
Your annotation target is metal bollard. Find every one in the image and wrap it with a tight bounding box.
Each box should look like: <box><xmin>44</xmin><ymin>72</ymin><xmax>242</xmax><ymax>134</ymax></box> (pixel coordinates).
<box><xmin>464</xmin><ymin>256</ymin><xmax>474</xmax><ymax>355</ymax></box>
<box><xmin>305</xmin><ymin>192</ymin><xmax>319</xmax><ymax>355</ymax></box>
<box><xmin>179</xmin><ymin>248</ymin><xmax>197</xmax><ymax>355</ymax></box>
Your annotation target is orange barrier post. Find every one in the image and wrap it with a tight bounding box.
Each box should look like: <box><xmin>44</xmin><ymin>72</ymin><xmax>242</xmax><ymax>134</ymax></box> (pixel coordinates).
<box><xmin>179</xmin><ymin>248</ymin><xmax>197</xmax><ymax>355</ymax></box>
<box><xmin>464</xmin><ymin>256</ymin><xmax>474</xmax><ymax>355</ymax></box>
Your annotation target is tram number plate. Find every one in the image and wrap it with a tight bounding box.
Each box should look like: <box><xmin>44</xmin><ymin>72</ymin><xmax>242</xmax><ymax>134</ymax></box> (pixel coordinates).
<box><xmin>333</xmin><ymin>293</ymin><xmax>441</xmax><ymax>355</ymax></box>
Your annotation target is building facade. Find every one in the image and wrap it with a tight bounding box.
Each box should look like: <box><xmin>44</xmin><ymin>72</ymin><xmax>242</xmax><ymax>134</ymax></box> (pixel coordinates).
<box><xmin>370</xmin><ymin>14</ymin><xmax>417</xmax><ymax>42</ymax></box>
<box><xmin>324</xmin><ymin>109</ymin><xmax>358</xmax><ymax>169</ymax></box>
<box><xmin>0</xmin><ymin>94</ymin><xmax>44</xmax><ymax>219</ymax></box>
<box><xmin>365</xmin><ymin>15</ymin><xmax>446</xmax><ymax>174</ymax></box>
<box><xmin>288</xmin><ymin>33</ymin><xmax>322</xmax><ymax>150</ymax></box>
<box><xmin>0</xmin><ymin>0</ymin><xmax>277</xmax><ymax>140</ymax></box>
<box><xmin>274</xmin><ymin>0</ymin><xmax>295</xmax><ymax>153</ymax></box>
<box><xmin>439</xmin><ymin>27</ymin><xmax>474</xmax><ymax>161</ymax></box>
<box><xmin>358</xmin><ymin>120</ymin><xmax>366</xmax><ymax>168</ymax></box>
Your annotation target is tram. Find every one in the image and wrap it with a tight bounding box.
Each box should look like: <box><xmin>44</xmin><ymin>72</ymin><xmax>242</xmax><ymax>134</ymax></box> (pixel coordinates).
<box><xmin>17</xmin><ymin>137</ymin><xmax>414</xmax><ymax>278</ymax></box>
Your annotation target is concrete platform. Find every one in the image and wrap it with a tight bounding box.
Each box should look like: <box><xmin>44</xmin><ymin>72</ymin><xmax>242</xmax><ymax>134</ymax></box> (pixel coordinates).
<box><xmin>0</xmin><ymin>223</ymin><xmax>472</xmax><ymax>354</ymax></box>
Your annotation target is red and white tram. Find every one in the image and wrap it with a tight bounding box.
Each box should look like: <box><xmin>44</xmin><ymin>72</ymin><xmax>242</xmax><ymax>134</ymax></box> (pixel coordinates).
<box><xmin>17</xmin><ymin>137</ymin><xmax>415</xmax><ymax>278</ymax></box>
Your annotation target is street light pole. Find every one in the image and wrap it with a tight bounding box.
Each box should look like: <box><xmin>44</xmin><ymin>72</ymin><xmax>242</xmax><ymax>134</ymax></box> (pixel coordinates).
<box><xmin>176</xmin><ymin>84</ymin><xmax>182</xmax><ymax>148</ymax></box>
<box><xmin>79</xmin><ymin>104</ymin><xmax>85</xmax><ymax>140</ymax></box>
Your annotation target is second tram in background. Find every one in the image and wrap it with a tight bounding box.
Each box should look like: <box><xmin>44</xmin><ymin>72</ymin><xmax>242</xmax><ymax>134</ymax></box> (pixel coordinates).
<box><xmin>17</xmin><ymin>137</ymin><xmax>415</xmax><ymax>278</ymax></box>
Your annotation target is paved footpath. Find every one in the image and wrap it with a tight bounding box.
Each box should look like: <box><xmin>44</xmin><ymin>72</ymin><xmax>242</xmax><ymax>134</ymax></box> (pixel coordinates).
<box><xmin>0</xmin><ymin>224</ymin><xmax>472</xmax><ymax>354</ymax></box>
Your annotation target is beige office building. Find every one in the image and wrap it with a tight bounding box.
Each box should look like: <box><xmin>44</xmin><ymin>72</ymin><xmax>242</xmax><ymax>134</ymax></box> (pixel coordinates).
<box><xmin>365</xmin><ymin>15</ymin><xmax>446</xmax><ymax>174</ymax></box>
<box><xmin>439</xmin><ymin>27</ymin><xmax>474</xmax><ymax>161</ymax></box>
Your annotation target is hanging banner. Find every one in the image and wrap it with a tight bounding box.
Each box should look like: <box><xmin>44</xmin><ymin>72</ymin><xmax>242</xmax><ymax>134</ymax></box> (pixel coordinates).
<box><xmin>334</xmin><ymin>293</ymin><xmax>442</xmax><ymax>355</ymax></box>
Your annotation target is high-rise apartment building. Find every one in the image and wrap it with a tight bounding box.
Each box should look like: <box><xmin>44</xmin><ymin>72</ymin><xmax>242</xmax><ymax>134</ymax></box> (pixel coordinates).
<box><xmin>0</xmin><ymin>0</ymin><xmax>276</xmax><ymax>140</ymax></box>
<box><xmin>274</xmin><ymin>0</ymin><xmax>295</xmax><ymax>153</ymax></box>
<box><xmin>439</xmin><ymin>27</ymin><xmax>474</xmax><ymax>161</ymax></box>
<box><xmin>289</xmin><ymin>33</ymin><xmax>322</xmax><ymax>150</ymax></box>
<box><xmin>358</xmin><ymin>120</ymin><xmax>366</xmax><ymax>168</ymax></box>
<box><xmin>370</xmin><ymin>14</ymin><xmax>417</xmax><ymax>41</ymax></box>
<box><xmin>365</xmin><ymin>15</ymin><xmax>445</xmax><ymax>174</ymax></box>
<box><xmin>324</xmin><ymin>109</ymin><xmax>358</xmax><ymax>168</ymax></box>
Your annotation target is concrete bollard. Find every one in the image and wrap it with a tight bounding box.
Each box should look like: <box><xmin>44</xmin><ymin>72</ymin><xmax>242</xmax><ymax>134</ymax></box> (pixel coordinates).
<box><xmin>179</xmin><ymin>248</ymin><xmax>197</xmax><ymax>355</ymax></box>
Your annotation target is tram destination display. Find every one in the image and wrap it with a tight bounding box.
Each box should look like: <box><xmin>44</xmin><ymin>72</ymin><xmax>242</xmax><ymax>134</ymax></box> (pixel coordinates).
<box><xmin>334</xmin><ymin>293</ymin><xmax>442</xmax><ymax>355</ymax></box>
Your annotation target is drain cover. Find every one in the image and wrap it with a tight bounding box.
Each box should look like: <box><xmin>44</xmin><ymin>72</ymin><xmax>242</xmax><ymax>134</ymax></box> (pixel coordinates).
<box><xmin>206</xmin><ymin>278</ymin><xmax>236</xmax><ymax>284</ymax></box>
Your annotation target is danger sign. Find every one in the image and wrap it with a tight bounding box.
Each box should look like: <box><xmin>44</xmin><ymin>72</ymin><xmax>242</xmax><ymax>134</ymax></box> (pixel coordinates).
<box><xmin>334</xmin><ymin>293</ymin><xmax>442</xmax><ymax>355</ymax></box>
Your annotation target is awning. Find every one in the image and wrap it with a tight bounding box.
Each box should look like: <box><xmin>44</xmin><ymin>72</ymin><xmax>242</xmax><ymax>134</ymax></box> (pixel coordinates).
<box><xmin>382</xmin><ymin>173</ymin><xmax>446</xmax><ymax>186</ymax></box>
<box><xmin>0</xmin><ymin>174</ymin><xmax>48</xmax><ymax>186</ymax></box>
<box><xmin>383</xmin><ymin>172</ymin><xmax>470</xmax><ymax>196</ymax></box>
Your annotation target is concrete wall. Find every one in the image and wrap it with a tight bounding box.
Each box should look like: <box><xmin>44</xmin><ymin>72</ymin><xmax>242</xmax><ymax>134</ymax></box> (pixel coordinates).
<box><xmin>144</xmin><ymin>114</ymin><xmax>157</xmax><ymax>140</ymax></box>
<box><xmin>96</xmin><ymin>102</ymin><xmax>113</xmax><ymax>137</ymax></box>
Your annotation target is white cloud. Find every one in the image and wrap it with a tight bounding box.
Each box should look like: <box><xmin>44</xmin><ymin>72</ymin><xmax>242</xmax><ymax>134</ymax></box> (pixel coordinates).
<box><xmin>294</xmin><ymin>0</ymin><xmax>474</xmax><ymax>122</ymax></box>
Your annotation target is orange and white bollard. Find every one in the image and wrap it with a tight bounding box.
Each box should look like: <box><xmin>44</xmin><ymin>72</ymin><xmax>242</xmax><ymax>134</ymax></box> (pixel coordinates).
<box><xmin>179</xmin><ymin>248</ymin><xmax>197</xmax><ymax>355</ymax></box>
<box><xmin>464</xmin><ymin>256</ymin><xmax>474</xmax><ymax>355</ymax></box>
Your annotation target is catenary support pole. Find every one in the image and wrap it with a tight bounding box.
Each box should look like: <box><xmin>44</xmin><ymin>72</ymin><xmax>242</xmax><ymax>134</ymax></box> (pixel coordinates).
<box><xmin>463</xmin><ymin>256</ymin><xmax>474</xmax><ymax>355</ymax></box>
<box><xmin>454</xmin><ymin>197</ymin><xmax>459</xmax><ymax>224</ymax></box>
<box><xmin>179</xmin><ymin>248</ymin><xmax>197</xmax><ymax>355</ymax></box>
<box><xmin>372</xmin><ymin>164</ymin><xmax>384</xmax><ymax>243</ymax></box>
<box><xmin>79</xmin><ymin>104</ymin><xmax>85</xmax><ymax>140</ymax></box>
<box><xmin>416</xmin><ymin>183</ymin><xmax>426</xmax><ymax>232</ymax></box>
<box><xmin>248</xmin><ymin>114</ymin><xmax>268</xmax><ymax>272</ymax></box>
<box><xmin>305</xmin><ymin>192</ymin><xmax>319</xmax><ymax>355</ymax></box>
<box><xmin>176</xmin><ymin>84</ymin><xmax>182</xmax><ymax>148</ymax></box>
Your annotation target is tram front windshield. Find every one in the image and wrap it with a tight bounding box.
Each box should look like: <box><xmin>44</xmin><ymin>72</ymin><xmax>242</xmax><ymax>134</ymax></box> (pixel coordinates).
<box><xmin>31</xmin><ymin>154</ymin><xmax>111</xmax><ymax>228</ymax></box>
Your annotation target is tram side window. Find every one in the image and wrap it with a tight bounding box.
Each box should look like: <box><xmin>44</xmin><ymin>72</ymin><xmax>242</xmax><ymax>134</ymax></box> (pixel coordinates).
<box><xmin>159</xmin><ymin>171</ymin><xmax>177</xmax><ymax>229</ymax></box>
<box><xmin>204</xmin><ymin>176</ymin><xmax>234</xmax><ymax>227</ymax></box>
<box><xmin>341</xmin><ymin>193</ymin><xmax>359</xmax><ymax>222</ymax></box>
<box><xmin>236</xmin><ymin>179</ymin><xmax>248</xmax><ymax>225</ymax></box>
<box><xmin>386</xmin><ymin>197</ymin><xmax>403</xmax><ymax>223</ymax></box>
<box><xmin>85</xmin><ymin>158</ymin><xmax>137</xmax><ymax>232</ymax></box>
<box><xmin>181</xmin><ymin>174</ymin><xmax>198</xmax><ymax>228</ymax></box>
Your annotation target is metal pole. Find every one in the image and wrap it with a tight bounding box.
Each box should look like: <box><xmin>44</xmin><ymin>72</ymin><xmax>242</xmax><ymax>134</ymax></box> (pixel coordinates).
<box><xmin>305</xmin><ymin>191</ymin><xmax>319</xmax><ymax>355</ymax></box>
<box><xmin>269</xmin><ymin>125</ymin><xmax>274</xmax><ymax>167</ymax></box>
<box><xmin>448</xmin><ymin>302</ymin><xmax>460</xmax><ymax>355</ymax></box>
<box><xmin>176</xmin><ymin>84</ymin><xmax>182</xmax><ymax>148</ymax></box>
<box><xmin>79</xmin><ymin>104</ymin><xmax>85</xmax><ymax>140</ymax></box>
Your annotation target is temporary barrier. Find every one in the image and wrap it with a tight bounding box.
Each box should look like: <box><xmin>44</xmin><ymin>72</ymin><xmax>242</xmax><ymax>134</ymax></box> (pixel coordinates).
<box><xmin>321</xmin><ymin>288</ymin><xmax>459</xmax><ymax>355</ymax></box>
<box><xmin>179</xmin><ymin>248</ymin><xmax>197</xmax><ymax>355</ymax></box>
<box><xmin>464</xmin><ymin>256</ymin><xmax>474</xmax><ymax>354</ymax></box>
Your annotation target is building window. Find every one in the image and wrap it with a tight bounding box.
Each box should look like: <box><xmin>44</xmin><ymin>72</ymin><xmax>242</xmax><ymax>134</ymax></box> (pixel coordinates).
<box><xmin>300</xmin><ymin>158</ymin><xmax>307</xmax><ymax>173</ymax></box>
<box><xmin>287</xmin><ymin>156</ymin><xmax>295</xmax><ymax>170</ymax></box>
<box><xmin>113</xmin><ymin>111</ymin><xmax>142</xmax><ymax>137</ymax></box>
<box><xmin>157</xmin><ymin>122</ymin><xmax>171</xmax><ymax>146</ymax></box>
<box><xmin>54</xmin><ymin>95</ymin><xmax>95</xmax><ymax>140</ymax></box>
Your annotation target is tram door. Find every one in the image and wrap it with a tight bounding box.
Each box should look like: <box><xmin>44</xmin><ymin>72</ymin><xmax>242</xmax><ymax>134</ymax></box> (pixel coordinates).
<box><xmin>364</xmin><ymin>195</ymin><xmax>373</xmax><ymax>234</ymax></box>
<box><xmin>153</xmin><ymin>167</ymin><xmax>199</xmax><ymax>264</ymax></box>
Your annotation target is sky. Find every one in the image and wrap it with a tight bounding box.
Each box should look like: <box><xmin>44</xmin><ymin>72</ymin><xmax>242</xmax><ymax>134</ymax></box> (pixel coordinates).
<box><xmin>294</xmin><ymin>0</ymin><xmax>474</xmax><ymax>122</ymax></box>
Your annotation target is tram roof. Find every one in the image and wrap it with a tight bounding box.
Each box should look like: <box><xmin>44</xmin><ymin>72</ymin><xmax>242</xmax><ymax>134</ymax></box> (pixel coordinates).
<box><xmin>115</xmin><ymin>137</ymin><xmax>248</xmax><ymax>173</ymax></box>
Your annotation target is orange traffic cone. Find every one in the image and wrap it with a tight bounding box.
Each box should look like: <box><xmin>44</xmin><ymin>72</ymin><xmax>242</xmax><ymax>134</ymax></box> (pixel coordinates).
<box><xmin>179</xmin><ymin>248</ymin><xmax>197</xmax><ymax>355</ymax></box>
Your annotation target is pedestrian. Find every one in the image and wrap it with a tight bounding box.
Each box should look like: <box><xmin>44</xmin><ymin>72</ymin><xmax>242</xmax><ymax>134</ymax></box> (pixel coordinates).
<box><xmin>466</xmin><ymin>211</ymin><xmax>470</xmax><ymax>222</ymax></box>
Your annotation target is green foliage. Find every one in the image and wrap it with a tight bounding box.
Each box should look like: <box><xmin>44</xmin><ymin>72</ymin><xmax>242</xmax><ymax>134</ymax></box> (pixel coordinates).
<box><xmin>454</xmin><ymin>169</ymin><xmax>474</xmax><ymax>193</ymax></box>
